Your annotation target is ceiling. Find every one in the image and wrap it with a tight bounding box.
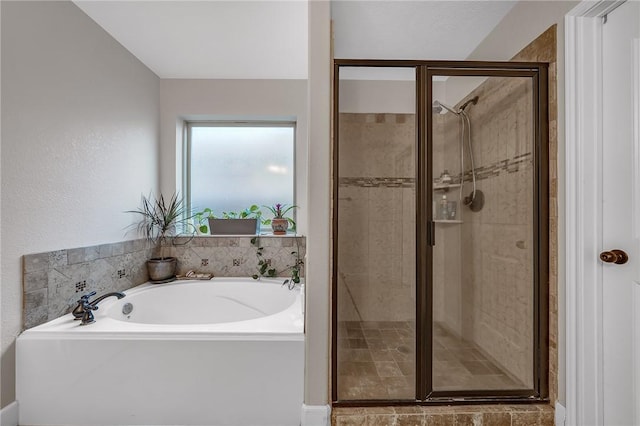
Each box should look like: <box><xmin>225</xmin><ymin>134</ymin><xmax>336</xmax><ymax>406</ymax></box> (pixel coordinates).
<box><xmin>333</xmin><ymin>1</ymin><xmax>517</xmax><ymax>62</ymax></box>
<box><xmin>74</xmin><ymin>1</ymin><xmax>309</xmax><ymax>79</ymax></box>
<box><xmin>74</xmin><ymin>1</ymin><xmax>518</xmax><ymax>80</ymax></box>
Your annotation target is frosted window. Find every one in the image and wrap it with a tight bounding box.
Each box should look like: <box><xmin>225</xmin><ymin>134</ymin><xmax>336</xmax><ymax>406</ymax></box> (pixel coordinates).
<box><xmin>188</xmin><ymin>124</ymin><xmax>295</xmax><ymax>221</ymax></box>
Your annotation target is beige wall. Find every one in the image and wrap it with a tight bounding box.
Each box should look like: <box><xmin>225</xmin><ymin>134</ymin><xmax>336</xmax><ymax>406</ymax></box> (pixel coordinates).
<box><xmin>0</xmin><ymin>1</ymin><xmax>159</xmax><ymax>407</ymax></box>
<box><xmin>306</xmin><ymin>0</ymin><xmax>331</xmax><ymax>406</ymax></box>
<box><xmin>158</xmin><ymin>79</ymin><xmax>308</xmax><ymax>234</ymax></box>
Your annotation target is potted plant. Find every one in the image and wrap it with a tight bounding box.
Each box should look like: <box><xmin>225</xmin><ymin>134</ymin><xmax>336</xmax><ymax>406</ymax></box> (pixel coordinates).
<box><xmin>128</xmin><ymin>193</ymin><xmax>189</xmax><ymax>282</ymax></box>
<box><xmin>263</xmin><ymin>203</ymin><xmax>297</xmax><ymax>235</ymax></box>
<box><xmin>208</xmin><ymin>205</ymin><xmax>262</xmax><ymax>235</ymax></box>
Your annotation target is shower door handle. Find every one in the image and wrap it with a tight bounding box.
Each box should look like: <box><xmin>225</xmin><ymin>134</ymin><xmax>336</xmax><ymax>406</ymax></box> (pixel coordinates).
<box><xmin>427</xmin><ymin>221</ymin><xmax>436</xmax><ymax>246</ymax></box>
<box><xmin>599</xmin><ymin>249</ymin><xmax>629</xmax><ymax>265</ymax></box>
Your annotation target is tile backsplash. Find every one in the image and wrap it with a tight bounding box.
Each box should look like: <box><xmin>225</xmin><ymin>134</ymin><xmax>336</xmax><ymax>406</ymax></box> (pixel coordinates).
<box><xmin>22</xmin><ymin>235</ymin><xmax>306</xmax><ymax>330</ymax></box>
<box><xmin>169</xmin><ymin>235</ymin><xmax>305</xmax><ymax>279</ymax></box>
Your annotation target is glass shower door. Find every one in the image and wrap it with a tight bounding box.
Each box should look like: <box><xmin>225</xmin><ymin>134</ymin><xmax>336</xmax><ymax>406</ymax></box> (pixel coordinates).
<box><xmin>430</xmin><ymin>73</ymin><xmax>537</xmax><ymax>393</ymax></box>
<box><xmin>335</xmin><ymin>66</ymin><xmax>417</xmax><ymax>400</ymax></box>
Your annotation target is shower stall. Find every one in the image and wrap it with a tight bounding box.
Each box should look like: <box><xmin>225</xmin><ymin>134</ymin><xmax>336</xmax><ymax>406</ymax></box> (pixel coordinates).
<box><xmin>332</xmin><ymin>61</ymin><xmax>548</xmax><ymax>403</ymax></box>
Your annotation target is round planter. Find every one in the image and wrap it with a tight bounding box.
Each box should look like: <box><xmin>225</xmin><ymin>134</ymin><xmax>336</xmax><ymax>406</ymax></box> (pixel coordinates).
<box><xmin>271</xmin><ymin>218</ymin><xmax>289</xmax><ymax>235</ymax></box>
<box><xmin>147</xmin><ymin>257</ymin><xmax>177</xmax><ymax>282</ymax></box>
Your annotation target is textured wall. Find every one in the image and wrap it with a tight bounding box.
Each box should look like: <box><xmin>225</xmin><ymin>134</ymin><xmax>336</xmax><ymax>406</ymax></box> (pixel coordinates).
<box><xmin>1</xmin><ymin>1</ymin><xmax>159</xmax><ymax>407</ymax></box>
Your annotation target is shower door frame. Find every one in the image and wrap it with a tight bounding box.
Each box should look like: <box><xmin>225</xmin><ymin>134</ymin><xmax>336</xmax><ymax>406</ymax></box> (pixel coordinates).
<box><xmin>332</xmin><ymin>59</ymin><xmax>549</xmax><ymax>406</ymax></box>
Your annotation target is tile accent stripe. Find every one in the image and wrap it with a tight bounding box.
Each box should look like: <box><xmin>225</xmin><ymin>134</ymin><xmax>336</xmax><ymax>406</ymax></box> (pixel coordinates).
<box><xmin>339</xmin><ymin>152</ymin><xmax>532</xmax><ymax>189</ymax></box>
<box><xmin>339</xmin><ymin>177</ymin><xmax>415</xmax><ymax>188</ymax></box>
<box><xmin>469</xmin><ymin>152</ymin><xmax>532</xmax><ymax>182</ymax></box>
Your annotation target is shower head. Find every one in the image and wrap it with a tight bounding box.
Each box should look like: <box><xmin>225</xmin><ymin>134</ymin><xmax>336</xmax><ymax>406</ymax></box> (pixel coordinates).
<box><xmin>432</xmin><ymin>100</ymin><xmax>459</xmax><ymax>115</ymax></box>
<box><xmin>459</xmin><ymin>96</ymin><xmax>479</xmax><ymax>112</ymax></box>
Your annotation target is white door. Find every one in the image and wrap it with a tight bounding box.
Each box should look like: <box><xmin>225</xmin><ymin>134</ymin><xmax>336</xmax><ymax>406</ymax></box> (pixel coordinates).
<box><xmin>602</xmin><ymin>1</ymin><xmax>640</xmax><ymax>425</ymax></box>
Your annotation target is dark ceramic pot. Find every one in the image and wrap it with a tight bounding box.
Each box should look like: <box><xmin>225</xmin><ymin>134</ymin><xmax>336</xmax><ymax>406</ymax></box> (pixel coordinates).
<box><xmin>147</xmin><ymin>257</ymin><xmax>177</xmax><ymax>282</ymax></box>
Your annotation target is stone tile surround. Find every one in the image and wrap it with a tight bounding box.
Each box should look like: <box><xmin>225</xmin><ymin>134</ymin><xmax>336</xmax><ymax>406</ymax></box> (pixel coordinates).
<box><xmin>22</xmin><ymin>235</ymin><xmax>305</xmax><ymax>330</ymax></box>
<box><xmin>332</xmin><ymin>404</ymin><xmax>554</xmax><ymax>426</ymax></box>
<box><xmin>23</xmin><ymin>238</ymin><xmax>154</xmax><ymax>329</ymax></box>
<box><xmin>168</xmin><ymin>235</ymin><xmax>306</xmax><ymax>279</ymax></box>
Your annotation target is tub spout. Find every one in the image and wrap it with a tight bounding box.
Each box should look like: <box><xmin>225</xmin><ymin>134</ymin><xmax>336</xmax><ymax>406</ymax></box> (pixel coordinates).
<box><xmin>88</xmin><ymin>292</ymin><xmax>126</xmax><ymax>307</ymax></box>
<box><xmin>73</xmin><ymin>291</ymin><xmax>126</xmax><ymax>325</ymax></box>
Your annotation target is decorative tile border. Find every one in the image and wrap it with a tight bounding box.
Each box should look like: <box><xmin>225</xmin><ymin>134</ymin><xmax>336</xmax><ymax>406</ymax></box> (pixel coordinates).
<box><xmin>469</xmin><ymin>152</ymin><xmax>532</xmax><ymax>182</ymax></box>
<box><xmin>338</xmin><ymin>152</ymin><xmax>532</xmax><ymax>189</ymax></box>
<box><xmin>339</xmin><ymin>177</ymin><xmax>415</xmax><ymax>188</ymax></box>
<box><xmin>22</xmin><ymin>235</ymin><xmax>307</xmax><ymax>330</ymax></box>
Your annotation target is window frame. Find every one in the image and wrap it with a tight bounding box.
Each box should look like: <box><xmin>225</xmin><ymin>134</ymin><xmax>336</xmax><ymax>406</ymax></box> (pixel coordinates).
<box><xmin>184</xmin><ymin>120</ymin><xmax>297</xmax><ymax>233</ymax></box>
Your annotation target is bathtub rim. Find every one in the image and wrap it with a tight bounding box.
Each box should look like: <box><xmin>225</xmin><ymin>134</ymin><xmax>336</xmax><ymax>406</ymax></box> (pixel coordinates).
<box><xmin>20</xmin><ymin>277</ymin><xmax>304</xmax><ymax>341</ymax></box>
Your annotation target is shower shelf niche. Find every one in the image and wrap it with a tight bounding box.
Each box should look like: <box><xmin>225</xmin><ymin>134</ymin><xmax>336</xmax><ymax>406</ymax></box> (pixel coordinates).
<box><xmin>434</xmin><ymin>219</ymin><xmax>463</xmax><ymax>224</ymax></box>
<box><xmin>433</xmin><ymin>183</ymin><xmax>461</xmax><ymax>192</ymax></box>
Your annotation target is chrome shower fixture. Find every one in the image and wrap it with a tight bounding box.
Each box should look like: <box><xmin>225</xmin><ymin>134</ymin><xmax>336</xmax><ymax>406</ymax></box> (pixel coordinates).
<box><xmin>432</xmin><ymin>100</ymin><xmax>458</xmax><ymax>115</ymax></box>
<box><xmin>459</xmin><ymin>96</ymin><xmax>479</xmax><ymax>112</ymax></box>
<box><xmin>432</xmin><ymin>96</ymin><xmax>479</xmax><ymax>115</ymax></box>
<box><xmin>432</xmin><ymin>95</ymin><xmax>483</xmax><ymax>212</ymax></box>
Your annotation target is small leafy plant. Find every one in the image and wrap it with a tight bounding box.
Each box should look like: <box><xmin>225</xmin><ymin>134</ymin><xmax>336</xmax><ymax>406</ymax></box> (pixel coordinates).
<box><xmin>222</xmin><ymin>205</ymin><xmax>262</xmax><ymax>220</ymax></box>
<box><xmin>262</xmin><ymin>203</ymin><xmax>297</xmax><ymax>230</ymax></box>
<box><xmin>250</xmin><ymin>236</ymin><xmax>304</xmax><ymax>289</ymax></box>
<box><xmin>194</xmin><ymin>208</ymin><xmax>214</xmax><ymax>234</ymax></box>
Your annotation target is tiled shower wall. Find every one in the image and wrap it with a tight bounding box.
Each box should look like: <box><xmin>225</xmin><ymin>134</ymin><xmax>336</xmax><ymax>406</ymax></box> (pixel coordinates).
<box><xmin>22</xmin><ymin>235</ymin><xmax>305</xmax><ymax>329</ymax></box>
<box><xmin>431</xmin><ymin>26</ymin><xmax>557</xmax><ymax>393</ymax></box>
<box><xmin>337</xmin><ymin>113</ymin><xmax>416</xmax><ymax>322</ymax></box>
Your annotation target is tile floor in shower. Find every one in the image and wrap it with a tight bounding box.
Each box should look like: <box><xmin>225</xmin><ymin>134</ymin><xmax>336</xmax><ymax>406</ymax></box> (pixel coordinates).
<box><xmin>336</xmin><ymin>321</ymin><xmax>524</xmax><ymax>400</ymax></box>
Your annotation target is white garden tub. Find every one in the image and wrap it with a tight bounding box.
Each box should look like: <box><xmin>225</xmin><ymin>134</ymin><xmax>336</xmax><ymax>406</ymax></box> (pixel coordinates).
<box><xmin>17</xmin><ymin>278</ymin><xmax>304</xmax><ymax>426</ymax></box>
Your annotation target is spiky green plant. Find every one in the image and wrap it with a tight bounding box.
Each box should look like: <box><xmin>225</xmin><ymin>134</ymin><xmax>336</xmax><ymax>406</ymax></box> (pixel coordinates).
<box><xmin>127</xmin><ymin>193</ymin><xmax>189</xmax><ymax>259</ymax></box>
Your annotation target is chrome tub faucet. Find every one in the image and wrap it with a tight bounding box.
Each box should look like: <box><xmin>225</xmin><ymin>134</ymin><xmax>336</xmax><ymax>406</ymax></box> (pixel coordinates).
<box><xmin>72</xmin><ymin>291</ymin><xmax>126</xmax><ymax>325</ymax></box>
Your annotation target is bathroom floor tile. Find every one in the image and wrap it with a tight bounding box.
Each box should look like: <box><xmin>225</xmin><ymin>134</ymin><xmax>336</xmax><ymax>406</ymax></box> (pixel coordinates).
<box><xmin>337</xmin><ymin>320</ymin><xmax>525</xmax><ymax>400</ymax></box>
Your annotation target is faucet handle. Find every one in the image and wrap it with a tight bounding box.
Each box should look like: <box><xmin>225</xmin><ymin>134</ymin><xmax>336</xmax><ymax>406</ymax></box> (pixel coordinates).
<box><xmin>82</xmin><ymin>300</ymin><xmax>98</xmax><ymax>311</ymax></box>
<box><xmin>77</xmin><ymin>291</ymin><xmax>97</xmax><ymax>303</ymax></box>
<box><xmin>72</xmin><ymin>291</ymin><xmax>97</xmax><ymax>320</ymax></box>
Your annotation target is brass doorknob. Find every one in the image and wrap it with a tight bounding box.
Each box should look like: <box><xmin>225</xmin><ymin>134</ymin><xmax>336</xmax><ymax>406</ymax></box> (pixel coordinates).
<box><xmin>599</xmin><ymin>249</ymin><xmax>629</xmax><ymax>265</ymax></box>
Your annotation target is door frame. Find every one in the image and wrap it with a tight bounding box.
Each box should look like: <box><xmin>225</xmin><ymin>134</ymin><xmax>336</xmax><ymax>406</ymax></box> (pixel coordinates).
<box><xmin>564</xmin><ymin>1</ymin><xmax>628</xmax><ymax>425</ymax></box>
<box><xmin>332</xmin><ymin>60</ymin><xmax>549</xmax><ymax>405</ymax></box>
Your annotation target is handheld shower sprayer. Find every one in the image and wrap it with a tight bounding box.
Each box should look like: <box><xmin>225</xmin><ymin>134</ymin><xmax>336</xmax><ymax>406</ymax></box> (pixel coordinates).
<box><xmin>432</xmin><ymin>95</ymin><xmax>484</xmax><ymax>212</ymax></box>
